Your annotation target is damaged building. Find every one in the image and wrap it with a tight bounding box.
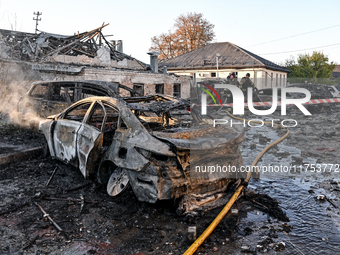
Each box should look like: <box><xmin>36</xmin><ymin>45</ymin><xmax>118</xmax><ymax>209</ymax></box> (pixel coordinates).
<box><xmin>0</xmin><ymin>24</ymin><xmax>191</xmax><ymax>98</ymax></box>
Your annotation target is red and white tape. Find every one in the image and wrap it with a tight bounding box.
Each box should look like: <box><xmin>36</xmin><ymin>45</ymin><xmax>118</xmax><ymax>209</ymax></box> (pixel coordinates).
<box><xmin>207</xmin><ymin>98</ymin><xmax>340</xmax><ymax>107</ymax></box>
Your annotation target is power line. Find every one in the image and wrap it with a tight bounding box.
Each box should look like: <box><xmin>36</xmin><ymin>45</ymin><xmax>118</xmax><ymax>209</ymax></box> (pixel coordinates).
<box><xmin>247</xmin><ymin>24</ymin><xmax>340</xmax><ymax>47</ymax></box>
<box><xmin>259</xmin><ymin>42</ymin><xmax>340</xmax><ymax>55</ymax></box>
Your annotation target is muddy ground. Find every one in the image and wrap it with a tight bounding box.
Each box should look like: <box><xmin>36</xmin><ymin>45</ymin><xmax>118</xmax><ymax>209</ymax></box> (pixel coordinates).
<box><xmin>0</xmin><ymin>108</ymin><xmax>340</xmax><ymax>255</ymax></box>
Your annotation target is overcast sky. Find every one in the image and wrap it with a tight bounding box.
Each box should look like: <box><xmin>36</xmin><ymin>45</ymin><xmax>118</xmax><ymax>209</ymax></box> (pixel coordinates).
<box><xmin>0</xmin><ymin>0</ymin><xmax>339</xmax><ymax>65</ymax></box>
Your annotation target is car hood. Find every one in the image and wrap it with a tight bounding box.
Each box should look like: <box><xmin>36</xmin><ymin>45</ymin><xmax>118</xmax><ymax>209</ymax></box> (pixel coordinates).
<box><xmin>152</xmin><ymin>124</ymin><xmax>244</xmax><ymax>150</ymax></box>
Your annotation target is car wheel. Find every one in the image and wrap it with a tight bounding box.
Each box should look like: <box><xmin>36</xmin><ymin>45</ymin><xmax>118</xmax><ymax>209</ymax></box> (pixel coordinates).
<box><xmin>107</xmin><ymin>167</ymin><xmax>130</xmax><ymax>197</ymax></box>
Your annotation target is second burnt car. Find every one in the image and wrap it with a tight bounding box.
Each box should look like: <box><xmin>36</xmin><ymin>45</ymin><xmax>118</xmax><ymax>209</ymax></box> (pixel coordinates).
<box><xmin>39</xmin><ymin>95</ymin><xmax>245</xmax><ymax>214</ymax></box>
<box><xmin>287</xmin><ymin>83</ymin><xmax>334</xmax><ymax>99</ymax></box>
<box><xmin>18</xmin><ymin>80</ymin><xmax>138</xmax><ymax>118</ymax></box>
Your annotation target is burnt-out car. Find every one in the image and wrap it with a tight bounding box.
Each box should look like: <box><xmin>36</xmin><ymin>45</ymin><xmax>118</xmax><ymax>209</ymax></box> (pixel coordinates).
<box><xmin>18</xmin><ymin>80</ymin><xmax>138</xmax><ymax>118</ymax></box>
<box><xmin>257</xmin><ymin>88</ymin><xmax>298</xmax><ymax>102</ymax></box>
<box><xmin>39</xmin><ymin>95</ymin><xmax>245</xmax><ymax>213</ymax></box>
<box><xmin>287</xmin><ymin>83</ymin><xmax>334</xmax><ymax>99</ymax></box>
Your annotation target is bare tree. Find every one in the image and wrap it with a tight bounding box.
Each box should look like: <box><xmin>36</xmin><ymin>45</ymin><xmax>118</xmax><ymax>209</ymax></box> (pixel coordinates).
<box><xmin>150</xmin><ymin>12</ymin><xmax>215</xmax><ymax>61</ymax></box>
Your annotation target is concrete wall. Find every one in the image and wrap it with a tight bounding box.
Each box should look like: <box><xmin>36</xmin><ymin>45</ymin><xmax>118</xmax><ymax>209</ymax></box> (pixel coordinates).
<box><xmin>80</xmin><ymin>68</ymin><xmax>192</xmax><ymax>98</ymax></box>
<box><xmin>52</xmin><ymin>54</ymin><xmax>144</xmax><ymax>70</ymax></box>
<box><xmin>0</xmin><ymin>61</ymin><xmax>192</xmax><ymax>99</ymax></box>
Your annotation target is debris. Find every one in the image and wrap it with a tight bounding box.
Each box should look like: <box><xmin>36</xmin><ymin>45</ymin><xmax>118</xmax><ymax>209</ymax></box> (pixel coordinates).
<box><xmin>34</xmin><ymin>202</ymin><xmax>63</xmax><ymax>232</ymax></box>
<box><xmin>259</xmin><ymin>137</ymin><xmax>267</xmax><ymax>144</ymax></box>
<box><xmin>316</xmin><ymin>148</ymin><xmax>334</xmax><ymax>152</ymax></box>
<box><xmin>211</xmin><ymin>247</ymin><xmax>218</xmax><ymax>252</ymax></box>
<box><xmin>45</xmin><ymin>166</ymin><xmax>58</xmax><ymax>186</ymax></box>
<box><xmin>188</xmin><ymin>226</ymin><xmax>197</xmax><ymax>242</ymax></box>
<box><xmin>0</xmin><ymin>24</ymin><xmax>143</xmax><ymax>65</ymax></box>
<box><xmin>34</xmin><ymin>192</ymin><xmax>42</xmax><ymax>198</ymax></box>
<box><xmin>282</xmin><ymin>223</ymin><xmax>293</xmax><ymax>233</ymax></box>
<box><xmin>315</xmin><ymin>194</ymin><xmax>325</xmax><ymax>200</ymax></box>
<box><xmin>276</xmin><ymin>151</ymin><xmax>289</xmax><ymax>157</ymax></box>
<box><xmin>251</xmin><ymin>199</ymin><xmax>268</xmax><ymax>210</ymax></box>
<box><xmin>245</xmin><ymin>191</ymin><xmax>289</xmax><ymax>222</ymax></box>
<box><xmin>292</xmin><ymin>156</ymin><xmax>303</xmax><ymax>164</ymax></box>
<box><xmin>231</xmin><ymin>209</ymin><xmax>239</xmax><ymax>215</ymax></box>
<box><xmin>258</xmin><ymin>236</ymin><xmax>274</xmax><ymax>247</ymax></box>
<box><xmin>241</xmin><ymin>245</ymin><xmax>251</xmax><ymax>251</ymax></box>
<box><xmin>80</xmin><ymin>194</ymin><xmax>85</xmax><ymax>212</ymax></box>
<box><xmin>325</xmin><ymin>196</ymin><xmax>338</xmax><ymax>208</ymax></box>
<box><xmin>274</xmin><ymin>242</ymin><xmax>286</xmax><ymax>251</ymax></box>
<box><xmin>42</xmin><ymin>196</ymin><xmax>99</xmax><ymax>204</ymax></box>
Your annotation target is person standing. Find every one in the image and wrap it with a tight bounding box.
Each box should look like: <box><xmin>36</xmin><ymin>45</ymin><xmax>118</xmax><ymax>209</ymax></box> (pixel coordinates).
<box><xmin>240</xmin><ymin>73</ymin><xmax>259</xmax><ymax>101</ymax></box>
<box><xmin>223</xmin><ymin>72</ymin><xmax>239</xmax><ymax>103</ymax></box>
<box><xmin>229</xmin><ymin>73</ymin><xmax>240</xmax><ymax>86</ymax></box>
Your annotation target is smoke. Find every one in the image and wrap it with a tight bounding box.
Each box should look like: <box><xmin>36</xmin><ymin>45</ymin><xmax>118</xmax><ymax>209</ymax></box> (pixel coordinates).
<box><xmin>0</xmin><ymin>62</ymin><xmax>44</xmax><ymax>128</ymax></box>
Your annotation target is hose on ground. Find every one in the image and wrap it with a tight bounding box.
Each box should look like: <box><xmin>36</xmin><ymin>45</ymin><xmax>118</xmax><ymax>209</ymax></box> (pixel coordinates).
<box><xmin>183</xmin><ymin>111</ymin><xmax>290</xmax><ymax>255</ymax></box>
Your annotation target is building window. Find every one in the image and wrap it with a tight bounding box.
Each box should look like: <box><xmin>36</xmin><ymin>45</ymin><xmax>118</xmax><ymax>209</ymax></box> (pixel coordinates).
<box><xmin>211</xmin><ymin>72</ymin><xmax>216</xmax><ymax>77</ymax></box>
<box><xmin>173</xmin><ymin>84</ymin><xmax>181</xmax><ymax>98</ymax></box>
<box><xmin>133</xmin><ymin>84</ymin><xmax>144</xmax><ymax>96</ymax></box>
<box><xmin>155</xmin><ymin>84</ymin><xmax>164</xmax><ymax>94</ymax></box>
<box><xmin>280</xmin><ymin>74</ymin><xmax>282</xmax><ymax>87</ymax></box>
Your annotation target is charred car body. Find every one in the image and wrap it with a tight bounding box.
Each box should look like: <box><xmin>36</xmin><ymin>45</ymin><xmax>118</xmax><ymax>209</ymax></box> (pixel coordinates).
<box><xmin>39</xmin><ymin>95</ymin><xmax>245</xmax><ymax>213</ymax></box>
<box><xmin>18</xmin><ymin>80</ymin><xmax>138</xmax><ymax>118</ymax></box>
<box><xmin>287</xmin><ymin>83</ymin><xmax>335</xmax><ymax>99</ymax></box>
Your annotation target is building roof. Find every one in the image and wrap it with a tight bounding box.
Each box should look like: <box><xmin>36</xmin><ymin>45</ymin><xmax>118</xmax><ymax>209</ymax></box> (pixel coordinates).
<box><xmin>159</xmin><ymin>42</ymin><xmax>289</xmax><ymax>73</ymax></box>
<box><xmin>0</xmin><ymin>25</ymin><xmax>147</xmax><ymax>69</ymax></box>
<box><xmin>334</xmin><ymin>65</ymin><xmax>340</xmax><ymax>72</ymax></box>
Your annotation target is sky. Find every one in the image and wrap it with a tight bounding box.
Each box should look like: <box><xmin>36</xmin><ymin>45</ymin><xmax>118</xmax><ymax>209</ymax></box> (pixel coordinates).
<box><xmin>0</xmin><ymin>0</ymin><xmax>339</xmax><ymax>65</ymax></box>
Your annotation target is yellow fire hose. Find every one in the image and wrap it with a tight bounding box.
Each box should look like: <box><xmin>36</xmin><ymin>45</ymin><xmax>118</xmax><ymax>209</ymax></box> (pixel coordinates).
<box><xmin>183</xmin><ymin>112</ymin><xmax>290</xmax><ymax>255</ymax></box>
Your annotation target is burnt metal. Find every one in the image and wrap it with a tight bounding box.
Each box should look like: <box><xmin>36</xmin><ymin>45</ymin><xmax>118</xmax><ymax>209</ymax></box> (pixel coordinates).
<box><xmin>34</xmin><ymin>202</ymin><xmax>63</xmax><ymax>232</ymax></box>
<box><xmin>287</xmin><ymin>83</ymin><xmax>335</xmax><ymax>99</ymax></box>
<box><xmin>39</xmin><ymin>96</ymin><xmax>245</xmax><ymax>213</ymax></box>
<box><xmin>18</xmin><ymin>80</ymin><xmax>139</xmax><ymax>118</ymax></box>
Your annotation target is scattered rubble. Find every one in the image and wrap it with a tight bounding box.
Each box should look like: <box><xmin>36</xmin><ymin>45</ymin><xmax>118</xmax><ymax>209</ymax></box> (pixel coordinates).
<box><xmin>1</xmin><ymin>104</ymin><xmax>340</xmax><ymax>254</ymax></box>
<box><xmin>0</xmin><ymin>24</ymin><xmax>146</xmax><ymax>69</ymax></box>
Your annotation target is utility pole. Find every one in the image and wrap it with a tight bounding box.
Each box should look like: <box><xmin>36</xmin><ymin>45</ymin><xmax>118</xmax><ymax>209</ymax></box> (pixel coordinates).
<box><xmin>33</xmin><ymin>11</ymin><xmax>42</xmax><ymax>34</ymax></box>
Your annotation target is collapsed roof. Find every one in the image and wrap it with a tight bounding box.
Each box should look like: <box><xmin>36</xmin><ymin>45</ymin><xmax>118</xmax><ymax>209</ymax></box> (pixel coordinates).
<box><xmin>0</xmin><ymin>24</ymin><xmax>147</xmax><ymax>69</ymax></box>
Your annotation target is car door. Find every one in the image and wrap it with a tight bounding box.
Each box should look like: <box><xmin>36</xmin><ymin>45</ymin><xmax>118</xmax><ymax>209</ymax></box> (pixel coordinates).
<box><xmin>77</xmin><ymin>101</ymin><xmax>106</xmax><ymax>178</ymax></box>
<box><xmin>52</xmin><ymin>102</ymin><xmax>93</xmax><ymax>167</ymax></box>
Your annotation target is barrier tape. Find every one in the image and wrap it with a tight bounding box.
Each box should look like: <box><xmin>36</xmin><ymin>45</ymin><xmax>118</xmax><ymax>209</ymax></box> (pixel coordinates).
<box><xmin>206</xmin><ymin>98</ymin><xmax>340</xmax><ymax>107</ymax></box>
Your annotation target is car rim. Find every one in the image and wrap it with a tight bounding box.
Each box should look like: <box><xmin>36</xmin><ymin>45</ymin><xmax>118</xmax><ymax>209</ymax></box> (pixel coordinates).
<box><xmin>107</xmin><ymin>167</ymin><xmax>130</xmax><ymax>196</ymax></box>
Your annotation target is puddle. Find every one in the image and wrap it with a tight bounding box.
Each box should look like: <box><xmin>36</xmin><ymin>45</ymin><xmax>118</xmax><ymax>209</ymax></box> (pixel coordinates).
<box><xmin>236</xmin><ymin>122</ymin><xmax>340</xmax><ymax>254</ymax></box>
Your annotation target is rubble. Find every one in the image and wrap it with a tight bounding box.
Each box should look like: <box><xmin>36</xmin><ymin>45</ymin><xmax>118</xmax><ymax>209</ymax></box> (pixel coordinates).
<box><xmin>0</xmin><ymin>24</ymin><xmax>146</xmax><ymax>70</ymax></box>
